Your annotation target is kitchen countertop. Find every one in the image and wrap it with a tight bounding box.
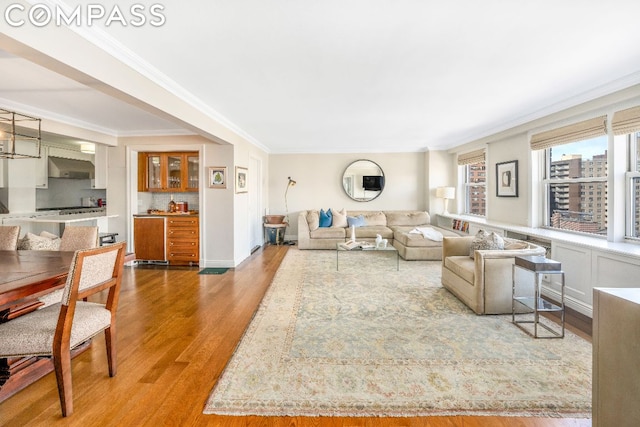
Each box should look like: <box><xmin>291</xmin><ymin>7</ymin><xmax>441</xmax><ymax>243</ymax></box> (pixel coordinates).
<box><xmin>18</xmin><ymin>212</ymin><xmax>118</xmax><ymax>223</ymax></box>
<box><xmin>134</xmin><ymin>211</ymin><xmax>199</xmax><ymax>217</ymax></box>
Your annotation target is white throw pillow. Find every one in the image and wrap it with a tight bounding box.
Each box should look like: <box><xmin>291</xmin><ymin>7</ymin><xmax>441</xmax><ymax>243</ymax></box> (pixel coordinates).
<box><xmin>306</xmin><ymin>210</ymin><xmax>320</xmax><ymax>231</ymax></box>
<box><xmin>331</xmin><ymin>208</ymin><xmax>348</xmax><ymax>228</ymax></box>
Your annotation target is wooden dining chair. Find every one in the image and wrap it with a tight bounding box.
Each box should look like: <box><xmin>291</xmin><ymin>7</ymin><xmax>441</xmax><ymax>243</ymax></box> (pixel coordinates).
<box><xmin>0</xmin><ymin>241</ymin><xmax>127</xmax><ymax>417</ymax></box>
<box><xmin>0</xmin><ymin>225</ymin><xmax>20</xmax><ymax>250</ymax></box>
<box><xmin>59</xmin><ymin>226</ymin><xmax>99</xmax><ymax>251</ymax></box>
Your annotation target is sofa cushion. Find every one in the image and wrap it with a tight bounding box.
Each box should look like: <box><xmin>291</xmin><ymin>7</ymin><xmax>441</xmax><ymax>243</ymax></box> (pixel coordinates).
<box><xmin>310</xmin><ymin>227</ymin><xmax>346</xmax><ymax>239</ymax></box>
<box><xmin>469</xmin><ymin>230</ymin><xmax>504</xmax><ymax>259</ymax></box>
<box><xmin>361</xmin><ymin>211</ymin><xmax>386</xmax><ymax>226</ymax></box>
<box><xmin>354</xmin><ymin>226</ymin><xmax>394</xmax><ymax>239</ymax></box>
<box><xmin>444</xmin><ymin>255</ymin><xmax>475</xmax><ymax>284</ymax></box>
<box><xmin>385</xmin><ymin>211</ymin><xmax>430</xmax><ymax>227</ymax></box>
<box><xmin>505</xmin><ymin>241</ymin><xmax>529</xmax><ymax>250</ymax></box>
<box><xmin>394</xmin><ymin>229</ymin><xmax>445</xmax><ymax>248</ymax></box>
<box><xmin>331</xmin><ymin>208</ymin><xmax>348</xmax><ymax>228</ymax></box>
<box><xmin>306</xmin><ymin>210</ymin><xmax>320</xmax><ymax>231</ymax></box>
<box><xmin>393</xmin><ymin>226</ymin><xmax>458</xmax><ymax>248</ymax></box>
<box><xmin>347</xmin><ymin>215</ymin><xmax>366</xmax><ymax>227</ymax></box>
<box><xmin>319</xmin><ymin>208</ymin><xmax>332</xmax><ymax>227</ymax></box>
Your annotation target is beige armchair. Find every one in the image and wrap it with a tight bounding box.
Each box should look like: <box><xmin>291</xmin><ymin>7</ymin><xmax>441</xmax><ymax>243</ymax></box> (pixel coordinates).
<box><xmin>441</xmin><ymin>236</ymin><xmax>546</xmax><ymax>314</ymax></box>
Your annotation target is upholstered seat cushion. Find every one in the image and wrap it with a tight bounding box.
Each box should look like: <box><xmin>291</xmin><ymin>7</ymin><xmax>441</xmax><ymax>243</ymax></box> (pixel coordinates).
<box><xmin>0</xmin><ymin>302</ymin><xmax>111</xmax><ymax>358</ymax></box>
<box><xmin>310</xmin><ymin>227</ymin><xmax>346</xmax><ymax>239</ymax></box>
<box><xmin>393</xmin><ymin>226</ymin><xmax>458</xmax><ymax>248</ymax></box>
<box><xmin>385</xmin><ymin>211</ymin><xmax>430</xmax><ymax>227</ymax></box>
<box><xmin>354</xmin><ymin>225</ymin><xmax>393</xmax><ymax>239</ymax></box>
<box><xmin>444</xmin><ymin>255</ymin><xmax>475</xmax><ymax>284</ymax></box>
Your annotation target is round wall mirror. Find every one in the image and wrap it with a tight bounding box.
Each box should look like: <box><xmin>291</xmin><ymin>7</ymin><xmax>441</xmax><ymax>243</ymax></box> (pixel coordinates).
<box><xmin>342</xmin><ymin>159</ymin><xmax>385</xmax><ymax>202</ymax></box>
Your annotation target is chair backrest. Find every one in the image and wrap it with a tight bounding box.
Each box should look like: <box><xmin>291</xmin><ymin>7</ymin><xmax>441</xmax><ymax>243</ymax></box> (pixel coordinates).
<box><xmin>57</xmin><ymin>242</ymin><xmax>127</xmax><ymax>339</ymax></box>
<box><xmin>59</xmin><ymin>226</ymin><xmax>99</xmax><ymax>251</ymax></box>
<box><xmin>0</xmin><ymin>225</ymin><xmax>20</xmax><ymax>250</ymax></box>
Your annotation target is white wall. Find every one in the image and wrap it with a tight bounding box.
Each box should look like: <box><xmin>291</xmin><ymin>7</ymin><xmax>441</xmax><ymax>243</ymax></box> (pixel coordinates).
<box><xmin>269</xmin><ymin>152</ymin><xmax>426</xmax><ymax>239</ymax></box>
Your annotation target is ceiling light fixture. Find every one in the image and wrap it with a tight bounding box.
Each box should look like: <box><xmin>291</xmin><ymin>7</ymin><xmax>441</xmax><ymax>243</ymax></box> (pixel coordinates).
<box><xmin>0</xmin><ymin>108</ymin><xmax>41</xmax><ymax>159</ymax></box>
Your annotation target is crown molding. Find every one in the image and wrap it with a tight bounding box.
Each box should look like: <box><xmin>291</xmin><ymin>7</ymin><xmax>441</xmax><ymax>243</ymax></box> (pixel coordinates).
<box><xmin>60</xmin><ymin>18</ymin><xmax>267</xmax><ymax>150</ymax></box>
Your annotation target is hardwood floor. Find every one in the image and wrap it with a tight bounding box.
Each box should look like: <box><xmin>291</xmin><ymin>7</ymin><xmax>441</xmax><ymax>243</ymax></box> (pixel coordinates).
<box><xmin>0</xmin><ymin>246</ymin><xmax>591</xmax><ymax>427</ymax></box>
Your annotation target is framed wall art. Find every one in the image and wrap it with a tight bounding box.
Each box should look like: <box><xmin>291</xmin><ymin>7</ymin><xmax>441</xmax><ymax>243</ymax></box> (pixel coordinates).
<box><xmin>496</xmin><ymin>160</ymin><xmax>518</xmax><ymax>197</ymax></box>
<box><xmin>208</xmin><ymin>166</ymin><xmax>227</xmax><ymax>189</ymax></box>
<box><xmin>235</xmin><ymin>166</ymin><xmax>248</xmax><ymax>193</ymax></box>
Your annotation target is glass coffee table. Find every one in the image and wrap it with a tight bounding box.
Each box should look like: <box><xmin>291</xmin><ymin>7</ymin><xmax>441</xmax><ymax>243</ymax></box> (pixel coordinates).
<box><xmin>336</xmin><ymin>242</ymin><xmax>399</xmax><ymax>271</ymax></box>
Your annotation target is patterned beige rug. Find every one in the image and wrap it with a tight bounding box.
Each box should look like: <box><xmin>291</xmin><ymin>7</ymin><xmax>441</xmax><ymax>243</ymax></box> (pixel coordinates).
<box><xmin>204</xmin><ymin>248</ymin><xmax>591</xmax><ymax>417</ymax></box>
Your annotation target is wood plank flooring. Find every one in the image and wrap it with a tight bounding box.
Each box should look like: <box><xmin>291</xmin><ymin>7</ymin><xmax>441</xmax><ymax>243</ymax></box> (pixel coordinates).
<box><xmin>0</xmin><ymin>246</ymin><xmax>591</xmax><ymax>427</ymax></box>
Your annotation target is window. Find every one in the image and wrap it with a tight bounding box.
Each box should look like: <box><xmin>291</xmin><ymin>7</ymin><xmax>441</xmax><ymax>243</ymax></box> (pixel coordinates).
<box><xmin>627</xmin><ymin>131</ymin><xmax>640</xmax><ymax>239</ymax></box>
<box><xmin>544</xmin><ymin>136</ymin><xmax>608</xmax><ymax>236</ymax></box>
<box><xmin>464</xmin><ymin>162</ymin><xmax>486</xmax><ymax>216</ymax></box>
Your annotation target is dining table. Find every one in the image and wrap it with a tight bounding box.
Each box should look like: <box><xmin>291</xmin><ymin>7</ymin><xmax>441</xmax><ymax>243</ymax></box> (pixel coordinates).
<box><xmin>0</xmin><ymin>250</ymin><xmax>75</xmax><ymax>402</ymax></box>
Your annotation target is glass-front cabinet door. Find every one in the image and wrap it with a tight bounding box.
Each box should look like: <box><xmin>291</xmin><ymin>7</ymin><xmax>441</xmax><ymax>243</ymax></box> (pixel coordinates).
<box><xmin>186</xmin><ymin>154</ymin><xmax>199</xmax><ymax>191</ymax></box>
<box><xmin>167</xmin><ymin>155</ymin><xmax>183</xmax><ymax>189</ymax></box>
<box><xmin>139</xmin><ymin>151</ymin><xmax>199</xmax><ymax>192</ymax></box>
<box><xmin>146</xmin><ymin>154</ymin><xmax>162</xmax><ymax>190</ymax></box>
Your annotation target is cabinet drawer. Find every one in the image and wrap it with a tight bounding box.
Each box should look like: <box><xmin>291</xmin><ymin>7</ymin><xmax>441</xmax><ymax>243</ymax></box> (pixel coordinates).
<box><xmin>167</xmin><ymin>239</ymin><xmax>198</xmax><ymax>249</ymax></box>
<box><xmin>167</xmin><ymin>228</ymin><xmax>198</xmax><ymax>239</ymax></box>
<box><xmin>166</xmin><ymin>217</ymin><xmax>199</xmax><ymax>228</ymax></box>
<box><xmin>167</xmin><ymin>250</ymin><xmax>198</xmax><ymax>261</ymax></box>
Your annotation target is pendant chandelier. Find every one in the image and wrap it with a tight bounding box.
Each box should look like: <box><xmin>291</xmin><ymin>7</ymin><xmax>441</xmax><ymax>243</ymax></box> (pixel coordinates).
<box><xmin>0</xmin><ymin>108</ymin><xmax>42</xmax><ymax>159</ymax></box>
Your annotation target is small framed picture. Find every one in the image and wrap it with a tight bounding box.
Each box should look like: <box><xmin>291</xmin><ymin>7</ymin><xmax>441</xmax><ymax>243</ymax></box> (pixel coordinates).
<box><xmin>208</xmin><ymin>166</ymin><xmax>227</xmax><ymax>189</ymax></box>
<box><xmin>496</xmin><ymin>160</ymin><xmax>518</xmax><ymax>197</ymax></box>
<box><xmin>235</xmin><ymin>166</ymin><xmax>248</xmax><ymax>193</ymax></box>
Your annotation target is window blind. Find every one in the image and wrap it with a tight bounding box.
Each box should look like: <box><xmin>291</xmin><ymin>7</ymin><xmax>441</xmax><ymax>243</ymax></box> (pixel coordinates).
<box><xmin>530</xmin><ymin>115</ymin><xmax>607</xmax><ymax>150</ymax></box>
<box><xmin>611</xmin><ymin>106</ymin><xmax>640</xmax><ymax>135</ymax></box>
<box><xmin>457</xmin><ymin>149</ymin><xmax>485</xmax><ymax>165</ymax></box>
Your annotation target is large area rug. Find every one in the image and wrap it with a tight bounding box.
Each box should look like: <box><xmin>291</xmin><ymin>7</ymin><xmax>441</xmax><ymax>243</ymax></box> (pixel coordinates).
<box><xmin>204</xmin><ymin>248</ymin><xmax>591</xmax><ymax>417</ymax></box>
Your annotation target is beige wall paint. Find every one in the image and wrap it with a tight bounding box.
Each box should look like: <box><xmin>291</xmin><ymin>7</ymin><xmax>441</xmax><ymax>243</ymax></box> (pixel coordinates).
<box><xmin>269</xmin><ymin>152</ymin><xmax>427</xmax><ymax>239</ymax></box>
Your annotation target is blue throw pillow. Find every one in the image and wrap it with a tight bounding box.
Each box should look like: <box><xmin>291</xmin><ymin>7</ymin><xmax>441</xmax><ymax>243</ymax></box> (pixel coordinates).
<box><xmin>319</xmin><ymin>208</ymin><xmax>332</xmax><ymax>227</ymax></box>
<box><xmin>347</xmin><ymin>214</ymin><xmax>366</xmax><ymax>228</ymax></box>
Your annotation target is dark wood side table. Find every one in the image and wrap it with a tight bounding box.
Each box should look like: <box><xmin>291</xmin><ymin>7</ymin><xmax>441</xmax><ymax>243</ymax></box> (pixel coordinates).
<box><xmin>512</xmin><ymin>255</ymin><xmax>565</xmax><ymax>338</ymax></box>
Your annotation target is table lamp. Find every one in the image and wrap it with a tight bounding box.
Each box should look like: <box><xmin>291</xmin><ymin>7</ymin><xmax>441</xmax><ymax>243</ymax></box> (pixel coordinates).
<box><xmin>436</xmin><ymin>186</ymin><xmax>455</xmax><ymax>215</ymax></box>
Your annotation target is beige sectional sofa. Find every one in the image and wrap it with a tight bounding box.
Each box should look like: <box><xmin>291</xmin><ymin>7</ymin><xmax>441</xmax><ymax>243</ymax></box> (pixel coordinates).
<box><xmin>297</xmin><ymin>209</ymin><xmax>459</xmax><ymax>260</ymax></box>
<box><xmin>441</xmin><ymin>235</ymin><xmax>546</xmax><ymax>314</ymax></box>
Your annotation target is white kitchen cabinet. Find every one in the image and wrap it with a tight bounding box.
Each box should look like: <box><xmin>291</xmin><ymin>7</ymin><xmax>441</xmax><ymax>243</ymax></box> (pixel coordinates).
<box><xmin>0</xmin><ymin>158</ymin><xmax>6</xmax><ymax>187</ymax></box>
<box><xmin>92</xmin><ymin>144</ymin><xmax>107</xmax><ymax>189</ymax></box>
<box><xmin>35</xmin><ymin>145</ymin><xmax>48</xmax><ymax>188</ymax></box>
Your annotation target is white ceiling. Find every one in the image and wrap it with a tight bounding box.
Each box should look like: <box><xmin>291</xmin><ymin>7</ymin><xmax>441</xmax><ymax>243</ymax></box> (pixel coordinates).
<box><xmin>2</xmin><ymin>0</ymin><xmax>640</xmax><ymax>153</ymax></box>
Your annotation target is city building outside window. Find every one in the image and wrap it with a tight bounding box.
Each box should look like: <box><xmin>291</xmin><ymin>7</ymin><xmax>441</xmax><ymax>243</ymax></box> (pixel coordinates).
<box><xmin>544</xmin><ymin>136</ymin><xmax>608</xmax><ymax>236</ymax></box>
<box><xmin>464</xmin><ymin>161</ymin><xmax>486</xmax><ymax>216</ymax></box>
<box><xmin>627</xmin><ymin>131</ymin><xmax>640</xmax><ymax>239</ymax></box>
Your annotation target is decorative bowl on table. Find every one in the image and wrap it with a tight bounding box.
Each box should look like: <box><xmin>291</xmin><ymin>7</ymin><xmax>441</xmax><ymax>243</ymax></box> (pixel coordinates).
<box><xmin>264</xmin><ymin>215</ymin><xmax>286</xmax><ymax>224</ymax></box>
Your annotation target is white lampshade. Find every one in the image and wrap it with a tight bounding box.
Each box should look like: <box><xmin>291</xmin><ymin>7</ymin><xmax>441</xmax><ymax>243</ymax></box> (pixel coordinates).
<box><xmin>436</xmin><ymin>186</ymin><xmax>455</xmax><ymax>199</ymax></box>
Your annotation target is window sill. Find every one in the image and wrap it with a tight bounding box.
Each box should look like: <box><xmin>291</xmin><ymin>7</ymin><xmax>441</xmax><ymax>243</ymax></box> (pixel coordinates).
<box><xmin>438</xmin><ymin>213</ymin><xmax>640</xmax><ymax>259</ymax></box>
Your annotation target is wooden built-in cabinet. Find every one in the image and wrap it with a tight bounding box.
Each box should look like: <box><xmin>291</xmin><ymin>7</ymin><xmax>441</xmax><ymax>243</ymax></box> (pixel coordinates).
<box><xmin>166</xmin><ymin>216</ymin><xmax>199</xmax><ymax>265</ymax></box>
<box><xmin>134</xmin><ymin>215</ymin><xmax>199</xmax><ymax>266</ymax></box>
<box><xmin>133</xmin><ymin>216</ymin><xmax>166</xmax><ymax>262</ymax></box>
<box><xmin>138</xmin><ymin>152</ymin><xmax>199</xmax><ymax>192</ymax></box>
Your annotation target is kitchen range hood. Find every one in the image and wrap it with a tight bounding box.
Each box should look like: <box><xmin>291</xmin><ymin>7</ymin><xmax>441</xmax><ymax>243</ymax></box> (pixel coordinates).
<box><xmin>48</xmin><ymin>156</ymin><xmax>95</xmax><ymax>179</ymax></box>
